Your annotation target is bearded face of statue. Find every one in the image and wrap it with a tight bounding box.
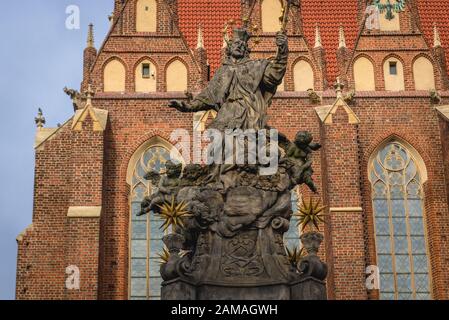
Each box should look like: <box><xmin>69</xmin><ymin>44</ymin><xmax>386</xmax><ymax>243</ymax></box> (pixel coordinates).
<box><xmin>230</xmin><ymin>39</ymin><xmax>248</xmax><ymax>60</ymax></box>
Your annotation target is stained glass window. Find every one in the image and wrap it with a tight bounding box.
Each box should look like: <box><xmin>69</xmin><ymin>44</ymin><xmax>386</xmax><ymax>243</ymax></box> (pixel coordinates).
<box><xmin>129</xmin><ymin>146</ymin><xmax>173</xmax><ymax>300</ymax></box>
<box><xmin>370</xmin><ymin>142</ymin><xmax>431</xmax><ymax>300</ymax></box>
<box><xmin>284</xmin><ymin>188</ymin><xmax>302</xmax><ymax>249</ymax></box>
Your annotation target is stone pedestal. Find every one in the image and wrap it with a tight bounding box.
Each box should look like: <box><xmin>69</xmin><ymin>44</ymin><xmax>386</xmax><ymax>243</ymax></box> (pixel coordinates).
<box><xmin>160</xmin><ymin>229</ymin><xmax>328</xmax><ymax>300</ymax></box>
<box><xmin>290</xmin><ymin>278</ymin><xmax>327</xmax><ymax>300</ymax></box>
<box><xmin>162</xmin><ymin>278</ymin><xmax>326</xmax><ymax>300</ymax></box>
<box><xmin>161</xmin><ymin>279</ymin><xmax>196</xmax><ymax>300</ymax></box>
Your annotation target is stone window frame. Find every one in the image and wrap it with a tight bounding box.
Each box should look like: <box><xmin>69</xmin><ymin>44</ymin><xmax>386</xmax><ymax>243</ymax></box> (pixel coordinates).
<box><xmin>368</xmin><ymin>140</ymin><xmax>433</xmax><ymax>300</ymax></box>
<box><xmin>127</xmin><ymin>136</ymin><xmax>184</xmax><ymax>300</ymax></box>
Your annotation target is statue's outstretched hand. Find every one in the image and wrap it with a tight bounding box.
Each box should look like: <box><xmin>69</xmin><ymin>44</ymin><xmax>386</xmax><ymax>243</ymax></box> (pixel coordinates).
<box><xmin>275</xmin><ymin>32</ymin><xmax>288</xmax><ymax>49</ymax></box>
<box><xmin>169</xmin><ymin>100</ymin><xmax>190</xmax><ymax>112</ymax></box>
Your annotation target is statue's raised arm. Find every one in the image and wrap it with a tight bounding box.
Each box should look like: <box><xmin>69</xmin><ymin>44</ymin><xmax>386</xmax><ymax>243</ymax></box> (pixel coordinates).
<box><xmin>262</xmin><ymin>32</ymin><xmax>289</xmax><ymax>91</ymax></box>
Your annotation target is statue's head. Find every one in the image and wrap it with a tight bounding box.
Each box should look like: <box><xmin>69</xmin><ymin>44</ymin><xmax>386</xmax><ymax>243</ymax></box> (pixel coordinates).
<box><xmin>165</xmin><ymin>160</ymin><xmax>183</xmax><ymax>178</ymax></box>
<box><xmin>294</xmin><ymin>131</ymin><xmax>313</xmax><ymax>147</ymax></box>
<box><xmin>229</xmin><ymin>28</ymin><xmax>251</xmax><ymax>60</ymax></box>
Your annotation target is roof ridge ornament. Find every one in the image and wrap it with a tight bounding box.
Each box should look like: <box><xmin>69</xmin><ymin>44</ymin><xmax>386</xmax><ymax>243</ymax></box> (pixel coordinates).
<box><xmin>338</xmin><ymin>25</ymin><xmax>346</xmax><ymax>49</ymax></box>
<box><xmin>35</xmin><ymin>108</ymin><xmax>46</xmax><ymax>128</ymax></box>
<box><xmin>334</xmin><ymin>77</ymin><xmax>344</xmax><ymax>99</ymax></box>
<box><xmin>87</xmin><ymin>23</ymin><xmax>94</xmax><ymax>48</ymax></box>
<box><xmin>314</xmin><ymin>24</ymin><xmax>322</xmax><ymax>48</ymax></box>
<box><xmin>196</xmin><ymin>24</ymin><xmax>204</xmax><ymax>49</ymax></box>
<box><xmin>85</xmin><ymin>84</ymin><xmax>95</xmax><ymax>105</ymax></box>
<box><xmin>434</xmin><ymin>22</ymin><xmax>442</xmax><ymax>47</ymax></box>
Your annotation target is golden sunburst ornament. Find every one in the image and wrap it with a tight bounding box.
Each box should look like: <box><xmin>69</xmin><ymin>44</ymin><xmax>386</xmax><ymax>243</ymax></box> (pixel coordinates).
<box><xmin>295</xmin><ymin>197</ymin><xmax>327</xmax><ymax>231</ymax></box>
<box><xmin>157</xmin><ymin>196</ymin><xmax>192</xmax><ymax>231</ymax></box>
<box><xmin>158</xmin><ymin>247</ymin><xmax>170</xmax><ymax>265</ymax></box>
<box><xmin>286</xmin><ymin>246</ymin><xmax>305</xmax><ymax>266</ymax></box>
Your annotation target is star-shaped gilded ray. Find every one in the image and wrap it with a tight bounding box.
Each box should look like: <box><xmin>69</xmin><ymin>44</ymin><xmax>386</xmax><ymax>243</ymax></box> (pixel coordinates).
<box><xmin>158</xmin><ymin>196</ymin><xmax>192</xmax><ymax>231</ymax></box>
<box><xmin>158</xmin><ymin>247</ymin><xmax>170</xmax><ymax>265</ymax></box>
<box><xmin>285</xmin><ymin>246</ymin><xmax>305</xmax><ymax>266</ymax></box>
<box><xmin>295</xmin><ymin>197</ymin><xmax>327</xmax><ymax>231</ymax></box>
<box><xmin>158</xmin><ymin>248</ymin><xmax>190</xmax><ymax>265</ymax></box>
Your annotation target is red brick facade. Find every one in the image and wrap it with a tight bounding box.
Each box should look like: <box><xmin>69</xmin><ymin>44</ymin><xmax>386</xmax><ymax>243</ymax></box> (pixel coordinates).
<box><xmin>16</xmin><ymin>0</ymin><xmax>449</xmax><ymax>300</ymax></box>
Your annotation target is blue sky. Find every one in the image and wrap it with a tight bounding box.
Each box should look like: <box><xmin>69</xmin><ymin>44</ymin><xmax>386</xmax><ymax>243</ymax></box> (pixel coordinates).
<box><xmin>0</xmin><ymin>0</ymin><xmax>113</xmax><ymax>300</ymax></box>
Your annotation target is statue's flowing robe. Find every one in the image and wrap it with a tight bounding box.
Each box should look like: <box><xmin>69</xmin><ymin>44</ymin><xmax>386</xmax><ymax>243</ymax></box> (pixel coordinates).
<box><xmin>190</xmin><ymin>52</ymin><xmax>288</xmax><ymax>131</ymax></box>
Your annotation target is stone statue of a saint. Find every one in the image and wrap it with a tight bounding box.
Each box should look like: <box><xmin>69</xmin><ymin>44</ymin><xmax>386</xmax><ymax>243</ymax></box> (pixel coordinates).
<box><xmin>149</xmin><ymin>24</ymin><xmax>327</xmax><ymax>300</ymax></box>
<box><xmin>169</xmin><ymin>29</ymin><xmax>288</xmax><ymax>131</ymax></box>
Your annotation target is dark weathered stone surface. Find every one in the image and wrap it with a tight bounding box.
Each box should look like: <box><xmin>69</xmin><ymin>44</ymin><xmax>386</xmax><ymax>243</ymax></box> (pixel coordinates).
<box><xmin>141</xmin><ymin>27</ymin><xmax>328</xmax><ymax>300</ymax></box>
<box><xmin>161</xmin><ymin>279</ymin><xmax>196</xmax><ymax>300</ymax></box>
<box><xmin>291</xmin><ymin>278</ymin><xmax>327</xmax><ymax>300</ymax></box>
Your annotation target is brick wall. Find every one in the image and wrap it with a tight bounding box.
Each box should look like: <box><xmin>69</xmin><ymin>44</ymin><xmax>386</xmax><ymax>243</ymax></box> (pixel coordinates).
<box><xmin>16</xmin><ymin>0</ymin><xmax>449</xmax><ymax>300</ymax></box>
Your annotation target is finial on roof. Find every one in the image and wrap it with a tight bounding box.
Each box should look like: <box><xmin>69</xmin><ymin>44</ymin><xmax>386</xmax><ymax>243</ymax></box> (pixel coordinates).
<box><xmin>339</xmin><ymin>25</ymin><xmax>346</xmax><ymax>49</ymax></box>
<box><xmin>314</xmin><ymin>24</ymin><xmax>322</xmax><ymax>48</ymax></box>
<box><xmin>196</xmin><ymin>24</ymin><xmax>204</xmax><ymax>49</ymax></box>
<box><xmin>35</xmin><ymin>108</ymin><xmax>46</xmax><ymax>128</ymax></box>
<box><xmin>87</xmin><ymin>23</ymin><xmax>94</xmax><ymax>48</ymax></box>
<box><xmin>434</xmin><ymin>22</ymin><xmax>442</xmax><ymax>47</ymax></box>
<box><xmin>85</xmin><ymin>84</ymin><xmax>95</xmax><ymax>105</ymax></box>
<box><xmin>108</xmin><ymin>12</ymin><xmax>114</xmax><ymax>25</ymax></box>
<box><xmin>334</xmin><ymin>77</ymin><xmax>344</xmax><ymax>98</ymax></box>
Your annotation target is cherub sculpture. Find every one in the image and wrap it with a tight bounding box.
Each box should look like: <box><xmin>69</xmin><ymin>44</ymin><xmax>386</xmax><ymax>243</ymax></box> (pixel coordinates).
<box><xmin>279</xmin><ymin>131</ymin><xmax>321</xmax><ymax>193</ymax></box>
<box><xmin>139</xmin><ymin>160</ymin><xmax>183</xmax><ymax>216</ymax></box>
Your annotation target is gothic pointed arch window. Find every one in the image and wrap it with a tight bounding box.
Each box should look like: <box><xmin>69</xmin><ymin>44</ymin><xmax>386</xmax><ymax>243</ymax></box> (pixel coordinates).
<box><xmin>128</xmin><ymin>138</ymin><xmax>183</xmax><ymax>300</ymax></box>
<box><xmin>369</xmin><ymin>141</ymin><xmax>432</xmax><ymax>300</ymax></box>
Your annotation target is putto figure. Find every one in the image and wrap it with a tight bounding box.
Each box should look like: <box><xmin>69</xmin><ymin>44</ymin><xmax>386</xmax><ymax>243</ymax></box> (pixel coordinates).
<box><xmin>279</xmin><ymin>131</ymin><xmax>322</xmax><ymax>193</ymax></box>
<box><xmin>139</xmin><ymin>160</ymin><xmax>182</xmax><ymax>216</ymax></box>
<box><xmin>169</xmin><ymin>28</ymin><xmax>288</xmax><ymax>131</ymax></box>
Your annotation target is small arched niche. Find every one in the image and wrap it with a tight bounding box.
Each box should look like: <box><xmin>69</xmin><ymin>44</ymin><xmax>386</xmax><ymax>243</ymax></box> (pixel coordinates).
<box><xmin>166</xmin><ymin>59</ymin><xmax>188</xmax><ymax>92</ymax></box>
<box><xmin>293</xmin><ymin>60</ymin><xmax>314</xmax><ymax>91</ymax></box>
<box><xmin>354</xmin><ymin>56</ymin><xmax>376</xmax><ymax>91</ymax></box>
<box><xmin>104</xmin><ymin>59</ymin><xmax>126</xmax><ymax>92</ymax></box>
<box><xmin>413</xmin><ymin>56</ymin><xmax>435</xmax><ymax>91</ymax></box>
